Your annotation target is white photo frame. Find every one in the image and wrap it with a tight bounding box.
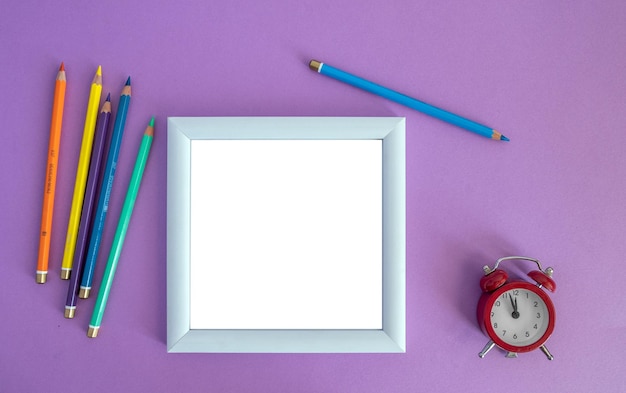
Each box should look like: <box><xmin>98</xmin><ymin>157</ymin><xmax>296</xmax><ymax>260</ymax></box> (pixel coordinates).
<box><xmin>167</xmin><ymin>117</ymin><xmax>405</xmax><ymax>353</ymax></box>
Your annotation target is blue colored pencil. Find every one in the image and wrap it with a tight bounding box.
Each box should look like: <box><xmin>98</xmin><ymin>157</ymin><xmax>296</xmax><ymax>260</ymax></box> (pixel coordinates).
<box><xmin>309</xmin><ymin>60</ymin><xmax>508</xmax><ymax>141</ymax></box>
<box><xmin>80</xmin><ymin>77</ymin><xmax>131</xmax><ymax>299</ymax></box>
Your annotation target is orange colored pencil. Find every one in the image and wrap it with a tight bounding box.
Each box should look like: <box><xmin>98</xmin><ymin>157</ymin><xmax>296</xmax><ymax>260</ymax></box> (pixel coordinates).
<box><xmin>36</xmin><ymin>62</ymin><xmax>67</xmax><ymax>284</ymax></box>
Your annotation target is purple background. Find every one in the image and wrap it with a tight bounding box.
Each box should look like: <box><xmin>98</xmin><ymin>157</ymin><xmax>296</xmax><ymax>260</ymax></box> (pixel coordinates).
<box><xmin>1</xmin><ymin>1</ymin><xmax>625</xmax><ymax>392</ymax></box>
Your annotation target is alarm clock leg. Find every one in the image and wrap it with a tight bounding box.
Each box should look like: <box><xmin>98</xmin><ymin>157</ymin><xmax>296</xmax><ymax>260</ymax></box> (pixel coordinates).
<box><xmin>540</xmin><ymin>345</ymin><xmax>554</xmax><ymax>360</ymax></box>
<box><xmin>505</xmin><ymin>352</ymin><xmax>518</xmax><ymax>358</ymax></box>
<box><xmin>478</xmin><ymin>340</ymin><xmax>495</xmax><ymax>358</ymax></box>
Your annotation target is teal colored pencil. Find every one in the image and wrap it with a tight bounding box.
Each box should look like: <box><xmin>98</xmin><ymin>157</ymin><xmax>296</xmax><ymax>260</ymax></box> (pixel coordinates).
<box><xmin>87</xmin><ymin>117</ymin><xmax>154</xmax><ymax>338</ymax></box>
<box><xmin>309</xmin><ymin>60</ymin><xmax>509</xmax><ymax>141</ymax></box>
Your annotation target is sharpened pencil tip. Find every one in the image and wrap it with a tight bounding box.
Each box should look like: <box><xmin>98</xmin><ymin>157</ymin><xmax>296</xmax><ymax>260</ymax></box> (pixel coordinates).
<box><xmin>125</xmin><ymin>76</ymin><xmax>131</xmax><ymax>85</ymax></box>
<box><xmin>59</xmin><ymin>62</ymin><xmax>65</xmax><ymax>71</ymax></box>
<box><xmin>146</xmin><ymin>117</ymin><xmax>155</xmax><ymax>137</ymax></box>
<box><xmin>105</xmin><ymin>93</ymin><xmax>111</xmax><ymax>101</ymax></box>
<box><xmin>96</xmin><ymin>65</ymin><xmax>102</xmax><ymax>76</ymax></box>
<box><xmin>492</xmin><ymin>130</ymin><xmax>509</xmax><ymax>142</ymax></box>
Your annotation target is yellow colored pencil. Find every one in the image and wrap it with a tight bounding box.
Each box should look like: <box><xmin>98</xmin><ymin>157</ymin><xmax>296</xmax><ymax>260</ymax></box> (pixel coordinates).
<box><xmin>60</xmin><ymin>65</ymin><xmax>102</xmax><ymax>279</ymax></box>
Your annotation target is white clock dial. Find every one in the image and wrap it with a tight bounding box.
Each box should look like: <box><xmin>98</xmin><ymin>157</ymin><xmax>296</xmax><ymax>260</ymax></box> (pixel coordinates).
<box><xmin>489</xmin><ymin>288</ymin><xmax>549</xmax><ymax>347</ymax></box>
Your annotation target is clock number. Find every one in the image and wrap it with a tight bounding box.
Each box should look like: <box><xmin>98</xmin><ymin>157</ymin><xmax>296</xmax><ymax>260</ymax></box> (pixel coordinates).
<box><xmin>503</xmin><ymin>290</ymin><xmax>519</xmax><ymax>298</ymax></box>
<box><xmin>495</xmin><ymin>301</ymin><xmax>501</xmax><ymax>307</ymax></box>
<box><xmin>502</xmin><ymin>330</ymin><xmax>506</xmax><ymax>336</ymax></box>
<box><xmin>534</xmin><ymin>301</ymin><xmax>538</xmax><ymax>307</ymax></box>
<box><xmin>533</xmin><ymin>324</ymin><xmax>538</xmax><ymax>329</ymax></box>
<box><xmin>493</xmin><ymin>322</ymin><xmax>498</xmax><ymax>328</ymax></box>
<box><xmin>491</xmin><ymin>312</ymin><xmax>494</xmax><ymax>317</ymax></box>
<box><xmin>525</xmin><ymin>331</ymin><xmax>530</xmax><ymax>337</ymax></box>
<box><xmin>537</xmin><ymin>312</ymin><xmax>541</xmax><ymax>319</ymax></box>
<box><xmin>513</xmin><ymin>334</ymin><xmax>517</xmax><ymax>339</ymax></box>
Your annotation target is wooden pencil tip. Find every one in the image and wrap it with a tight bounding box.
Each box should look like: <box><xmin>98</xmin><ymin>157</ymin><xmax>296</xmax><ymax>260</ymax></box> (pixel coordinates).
<box><xmin>146</xmin><ymin>118</ymin><xmax>155</xmax><ymax>136</ymax></box>
<box><xmin>96</xmin><ymin>65</ymin><xmax>102</xmax><ymax>75</ymax></box>
<box><xmin>106</xmin><ymin>92</ymin><xmax>111</xmax><ymax>101</ymax></box>
<box><xmin>59</xmin><ymin>62</ymin><xmax>65</xmax><ymax>71</ymax></box>
<box><xmin>125</xmin><ymin>76</ymin><xmax>131</xmax><ymax>85</ymax></box>
<box><xmin>492</xmin><ymin>130</ymin><xmax>510</xmax><ymax>142</ymax></box>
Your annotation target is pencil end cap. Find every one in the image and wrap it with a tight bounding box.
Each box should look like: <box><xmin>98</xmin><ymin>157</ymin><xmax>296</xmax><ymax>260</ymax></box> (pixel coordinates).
<box><xmin>309</xmin><ymin>60</ymin><xmax>322</xmax><ymax>72</ymax></box>
<box><xmin>60</xmin><ymin>269</ymin><xmax>71</xmax><ymax>280</ymax></box>
<box><xmin>64</xmin><ymin>307</ymin><xmax>76</xmax><ymax>319</ymax></box>
<box><xmin>36</xmin><ymin>272</ymin><xmax>47</xmax><ymax>284</ymax></box>
<box><xmin>79</xmin><ymin>287</ymin><xmax>90</xmax><ymax>299</ymax></box>
<box><xmin>87</xmin><ymin>326</ymin><xmax>99</xmax><ymax>338</ymax></box>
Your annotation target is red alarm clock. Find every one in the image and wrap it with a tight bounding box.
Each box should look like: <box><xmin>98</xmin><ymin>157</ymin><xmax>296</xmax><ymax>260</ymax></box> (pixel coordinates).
<box><xmin>477</xmin><ymin>256</ymin><xmax>556</xmax><ymax>360</ymax></box>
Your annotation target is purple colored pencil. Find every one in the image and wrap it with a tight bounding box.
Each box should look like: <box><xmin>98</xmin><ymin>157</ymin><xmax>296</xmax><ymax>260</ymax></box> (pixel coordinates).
<box><xmin>64</xmin><ymin>94</ymin><xmax>112</xmax><ymax>318</ymax></box>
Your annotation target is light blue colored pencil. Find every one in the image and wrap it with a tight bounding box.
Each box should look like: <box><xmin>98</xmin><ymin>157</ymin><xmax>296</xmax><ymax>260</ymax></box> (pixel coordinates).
<box><xmin>79</xmin><ymin>77</ymin><xmax>131</xmax><ymax>299</ymax></box>
<box><xmin>309</xmin><ymin>60</ymin><xmax>508</xmax><ymax>141</ymax></box>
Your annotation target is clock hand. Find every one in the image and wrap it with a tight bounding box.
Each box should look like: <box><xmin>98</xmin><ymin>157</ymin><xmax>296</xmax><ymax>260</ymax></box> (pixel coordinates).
<box><xmin>509</xmin><ymin>294</ymin><xmax>520</xmax><ymax>319</ymax></box>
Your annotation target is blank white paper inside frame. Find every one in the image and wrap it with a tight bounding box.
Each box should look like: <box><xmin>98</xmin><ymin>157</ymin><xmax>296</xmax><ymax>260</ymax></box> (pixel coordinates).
<box><xmin>189</xmin><ymin>139</ymin><xmax>383</xmax><ymax>330</ymax></box>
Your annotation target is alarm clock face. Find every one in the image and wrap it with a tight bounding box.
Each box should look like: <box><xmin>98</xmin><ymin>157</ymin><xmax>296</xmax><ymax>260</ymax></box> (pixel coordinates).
<box><xmin>484</xmin><ymin>282</ymin><xmax>555</xmax><ymax>352</ymax></box>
